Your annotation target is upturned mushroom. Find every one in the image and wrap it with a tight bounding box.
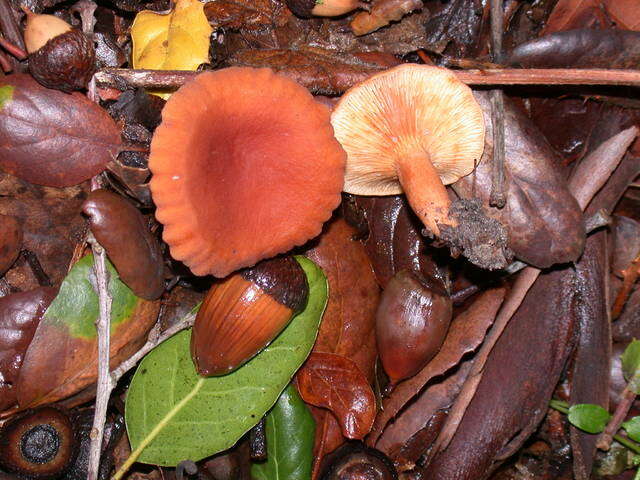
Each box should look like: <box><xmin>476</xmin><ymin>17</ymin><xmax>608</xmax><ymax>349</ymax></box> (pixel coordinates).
<box><xmin>149</xmin><ymin>67</ymin><xmax>346</xmax><ymax>278</ymax></box>
<box><xmin>330</xmin><ymin>64</ymin><xmax>485</xmax><ymax>237</ymax></box>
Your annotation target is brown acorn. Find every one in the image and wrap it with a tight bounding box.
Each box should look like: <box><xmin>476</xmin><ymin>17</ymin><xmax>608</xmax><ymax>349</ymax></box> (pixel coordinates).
<box><xmin>285</xmin><ymin>0</ymin><xmax>367</xmax><ymax>18</ymax></box>
<box><xmin>23</xmin><ymin>10</ymin><xmax>95</xmax><ymax>92</ymax></box>
<box><xmin>0</xmin><ymin>406</ymin><xmax>78</xmax><ymax>479</ymax></box>
<box><xmin>376</xmin><ymin>269</ymin><xmax>452</xmax><ymax>388</ymax></box>
<box><xmin>191</xmin><ymin>256</ymin><xmax>309</xmax><ymax>376</ymax></box>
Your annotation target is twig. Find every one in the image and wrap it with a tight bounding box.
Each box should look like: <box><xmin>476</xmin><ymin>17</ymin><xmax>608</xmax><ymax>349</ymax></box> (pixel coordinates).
<box><xmin>611</xmin><ymin>254</ymin><xmax>640</xmax><ymax>320</ymax></box>
<box><xmin>550</xmin><ymin>400</ymin><xmax>640</xmax><ymax>456</ymax></box>
<box><xmin>109</xmin><ymin>311</ymin><xmax>196</xmax><ymax>384</ymax></box>
<box><xmin>0</xmin><ymin>50</ymin><xmax>11</xmax><ymax>72</ymax></box>
<box><xmin>94</xmin><ymin>68</ymin><xmax>640</xmax><ymax>93</ymax></box>
<box><xmin>87</xmin><ymin>232</ymin><xmax>113</xmax><ymax>480</ymax></box>
<box><xmin>489</xmin><ymin>0</ymin><xmax>506</xmax><ymax>208</ymax></box>
<box><xmin>0</xmin><ymin>36</ymin><xmax>26</xmax><ymax>59</ymax></box>
<box><xmin>598</xmin><ymin>386</ymin><xmax>637</xmax><ymax>450</ymax></box>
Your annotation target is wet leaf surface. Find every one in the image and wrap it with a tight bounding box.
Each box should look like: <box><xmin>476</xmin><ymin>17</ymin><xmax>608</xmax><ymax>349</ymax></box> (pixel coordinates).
<box><xmin>83</xmin><ymin>189</ymin><xmax>164</xmax><ymax>300</ymax></box>
<box><xmin>0</xmin><ymin>287</ymin><xmax>57</xmax><ymax>411</ymax></box>
<box><xmin>0</xmin><ymin>175</ymin><xmax>87</xmax><ymax>290</ymax></box>
<box><xmin>507</xmin><ymin>29</ymin><xmax>640</xmax><ymax>69</ymax></box>
<box><xmin>15</xmin><ymin>254</ymin><xmax>159</xmax><ymax>409</ymax></box>
<box><xmin>303</xmin><ymin>218</ymin><xmax>379</xmax><ymax>476</ymax></box>
<box><xmin>368</xmin><ymin>287</ymin><xmax>505</xmax><ymax>447</ymax></box>
<box><xmin>297</xmin><ymin>352</ymin><xmax>375</xmax><ymax>440</ymax></box>
<box><xmin>426</xmin><ymin>267</ymin><xmax>577</xmax><ymax>480</ymax></box>
<box><xmin>124</xmin><ymin>257</ymin><xmax>326</xmax><ymax>465</ymax></box>
<box><xmin>251</xmin><ymin>384</ymin><xmax>315</xmax><ymax>480</ymax></box>
<box><xmin>225</xmin><ymin>48</ymin><xmax>388</xmax><ymax>95</ymax></box>
<box><xmin>453</xmin><ymin>92</ymin><xmax>585</xmax><ymax>268</ymax></box>
<box><xmin>351</xmin><ymin>196</ymin><xmax>446</xmax><ymax>289</ymax></box>
<box><xmin>0</xmin><ymin>75</ymin><xmax>121</xmax><ymax>187</ymax></box>
<box><xmin>570</xmin><ymin>232</ymin><xmax>610</xmax><ymax>480</ymax></box>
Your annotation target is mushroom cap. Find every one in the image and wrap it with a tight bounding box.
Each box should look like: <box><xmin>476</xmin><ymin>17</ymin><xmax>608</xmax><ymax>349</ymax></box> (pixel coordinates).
<box><xmin>149</xmin><ymin>67</ymin><xmax>346</xmax><ymax>277</ymax></box>
<box><xmin>331</xmin><ymin>64</ymin><xmax>485</xmax><ymax>196</ymax></box>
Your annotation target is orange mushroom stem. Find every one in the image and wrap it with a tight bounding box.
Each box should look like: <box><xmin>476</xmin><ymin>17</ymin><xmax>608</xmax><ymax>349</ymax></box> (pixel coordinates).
<box><xmin>395</xmin><ymin>151</ymin><xmax>456</xmax><ymax>236</ymax></box>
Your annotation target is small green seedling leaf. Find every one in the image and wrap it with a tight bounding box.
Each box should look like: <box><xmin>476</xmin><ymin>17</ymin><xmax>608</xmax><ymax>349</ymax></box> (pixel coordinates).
<box><xmin>124</xmin><ymin>256</ymin><xmax>327</xmax><ymax>466</ymax></box>
<box><xmin>251</xmin><ymin>384</ymin><xmax>315</xmax><ymax>480</ymax></box>
<box><xmin>0</xmin><ymin>85</ymin><xmax>14</xmax><ymax>109</ymax></box>
<box><xmin>568</xmin><ymin>404</ymin><xmax>611</xmax><ymax>434</ymax></box>
<box><xmin>622</xmin><ymin>340</ymin><xmax>640</xmax><ymax>381</ymax></box>
<box><xmin>623</xmin><ymin>417</ymin><xmax>640</xmax><ymax>443</ymax></box>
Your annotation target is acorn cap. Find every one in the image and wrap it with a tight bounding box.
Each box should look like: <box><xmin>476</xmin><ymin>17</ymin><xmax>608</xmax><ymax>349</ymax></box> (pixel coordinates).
<box><xmin>0</xmin><ymin>406</ymin><xmax>78</xmax><ymax>479</ymax></box>
<box><xmin>28</xmin><ymin>29</ymin><xmax>96</xmax><ymax>92</ymax></box>
<box><xmin>331</xmin><ymin>64</ymin><xmax>485</xmax><ymax>236</ymax></box>
<box><xmin>149</xmin><ymin>67</ymin><xmax>346</xmax><ymax>278</ymax></box>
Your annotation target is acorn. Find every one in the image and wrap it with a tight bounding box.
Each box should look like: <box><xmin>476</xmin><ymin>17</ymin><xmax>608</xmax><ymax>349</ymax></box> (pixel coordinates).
<box><xmin>190</xmin><ymin>256</ymin><xmax>309</xmax><ymax>376</ymax></box>
<box><xmin>285</xmin><ymin>0</ymin><xmax>368</xmax><ymax>18</ymax></box>
<box><xmin>0</xmin><ymin>406</ymin><xmax>78</xmax><ymax>479</ymax></box>
<box><xmin>376</xmin><ymin>270</ymin><xmax>452</xmax><ymax>388</ymax></box>
<box><xmin>23</xmin><ymin>9</ymin><xmax>95</xmax><ymax>92</ymax></box>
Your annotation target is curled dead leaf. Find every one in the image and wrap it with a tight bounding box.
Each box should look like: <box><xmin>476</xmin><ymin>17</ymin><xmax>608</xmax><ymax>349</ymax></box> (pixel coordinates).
<box><xmin>297</xmin><ymin>352</ymin><xmax>376</xmax><ymax>440</ymax></box>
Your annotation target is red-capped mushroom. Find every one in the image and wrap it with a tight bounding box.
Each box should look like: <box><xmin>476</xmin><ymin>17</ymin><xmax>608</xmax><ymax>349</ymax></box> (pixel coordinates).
<box><xmin>149</xmin><ymin>67</ymin><xmax>346</xmax><ymax>277</ymax></box>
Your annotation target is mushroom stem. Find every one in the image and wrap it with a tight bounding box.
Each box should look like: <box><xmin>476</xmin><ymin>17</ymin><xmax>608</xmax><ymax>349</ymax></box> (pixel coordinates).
<box><xmin>396</xmin><ymin>152</ymin><xmax>453</xmax><ymax>236</ymax></box>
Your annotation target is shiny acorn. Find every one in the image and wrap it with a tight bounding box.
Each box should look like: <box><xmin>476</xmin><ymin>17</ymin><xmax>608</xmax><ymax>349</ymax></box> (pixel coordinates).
<box><xmin>285</xmin><ymin>0</ymin><xmax>367</xmax><ymax>18</ymax></box>
<box><xmin>376</xmin><ymin>270</ymin><xmax>452</xmax><ymax>388</ymax></box>
<box><xmin>0</xmin><ymin>406</ymin><xmax>78</xmax><ymax>479</ymax></box>
<box><xmin>23</xmin><ymin>9</ymin><xmax>95</xmax><ymax>92</ymax></box>
<box><xmin>191</xmin><ymin>256</ymin><xmax>309</xmax><ymax>376</ymax></box>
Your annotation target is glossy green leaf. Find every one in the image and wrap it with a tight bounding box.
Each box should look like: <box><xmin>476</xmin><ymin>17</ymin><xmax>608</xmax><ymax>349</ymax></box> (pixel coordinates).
<box><xmin>252</xmin><ymin>384</ymin><xmax>315</xmax><ymax>480</ymax></box>
<box><xmin>43</xmin><ymin>254</ymin><xmax>137</xmax><ymax>338</ymax></box>
<box><xmin>623</xmin><ymin>340</ymin><xmax>640</xmax><ymax>394</ymax></box>
<box><xmin>0</xmin><ymin>85</ymin><xmax>13</xmax><ymax>109</ymax></box>
<box><xmin>622</xmin><ymin>340</ymin><xmax>640</xmax><ymax>381</ymax></box>
<box><xmin>623</xmin><ymin>417</ymin><xmax>640</xmax><ymax>443</ymax></box>
<box><xmin>124</xmin><ymin>257</ymin><xmax>327</xmax><ymax>466</ymax></box>
<box><xmin>568</xmin><ymin>404</ymin><xmax>611</xmax><ymax>434</ymax></box>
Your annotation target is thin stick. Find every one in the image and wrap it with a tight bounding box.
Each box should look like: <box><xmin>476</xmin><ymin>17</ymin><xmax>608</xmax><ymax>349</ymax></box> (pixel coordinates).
<box><xmin>611</xmin><ymin>255</ymin><xmax>640</xmax><ymax>320</ymax></box>
<box><xmin>0</xmin><ymin>50</ymin><xmax>11</xmax><ymax>72</ymax></box>
<box><xmin>94</xmin><ymin>68</ymin><xmax>640</xmax><ymax>93</ymax></box>
<box><xmin>489</xmin><ymin>0</ymin><xmax>506</xmax><ymax>208</ymax></box>
<box><xmin>87</xmin><ymin>233</ymin><xmax>113</xmax><ymax>480</ymax></box>
<box><xmin>0</xmin><ymin>36</ymin><xmax>26</xmax><ymax>59</ymax></box>
<box><xmin>109</xmin><ymin>311</ymin><xmax>196</xmax><ymax>384</ymax></box>
<box><xmin>597</xmin><ymin>385</ymin><xmax>637</xmax><ymax>450</ymax></box>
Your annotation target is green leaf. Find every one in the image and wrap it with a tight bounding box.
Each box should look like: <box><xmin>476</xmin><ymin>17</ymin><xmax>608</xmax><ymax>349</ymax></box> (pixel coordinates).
<box><xmin>568</xmin><ymin>404</ymin><xmax>611</xmax><ymax>434</ymax></box>
<box><xmin>0</xmin><ymin>85</ymin><xmax>13</xmax><ymax>109</ymax></box>
<box><xmin>43</xmin><ymin>254</ymin><xmax>137</xmax><ymax>338</ymax></box>
<box><xmin>124</xmin><ymin>256</ymin><xmax>327</xmax><ymax>466</ymax></box>
<box><xmin>251</xmin><ymin>384</ymin><xmax>315</xmax><ymax>480</ymax></box>
<box><xmin>622</xmin><ymin>340</ymin><xmax>640</xmax><ymax>381</ymax></box>
<box><xmin>623</xmin><ymin>417</ymin><xmax>640</xmax><ymax>443</ymax></box>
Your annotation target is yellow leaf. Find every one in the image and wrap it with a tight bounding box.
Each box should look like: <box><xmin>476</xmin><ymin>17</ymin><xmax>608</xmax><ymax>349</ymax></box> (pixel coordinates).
<box><xmin>131</xmin><ymin>0</ymin><xmax>212</xmax><ymax>71</ymax></box>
